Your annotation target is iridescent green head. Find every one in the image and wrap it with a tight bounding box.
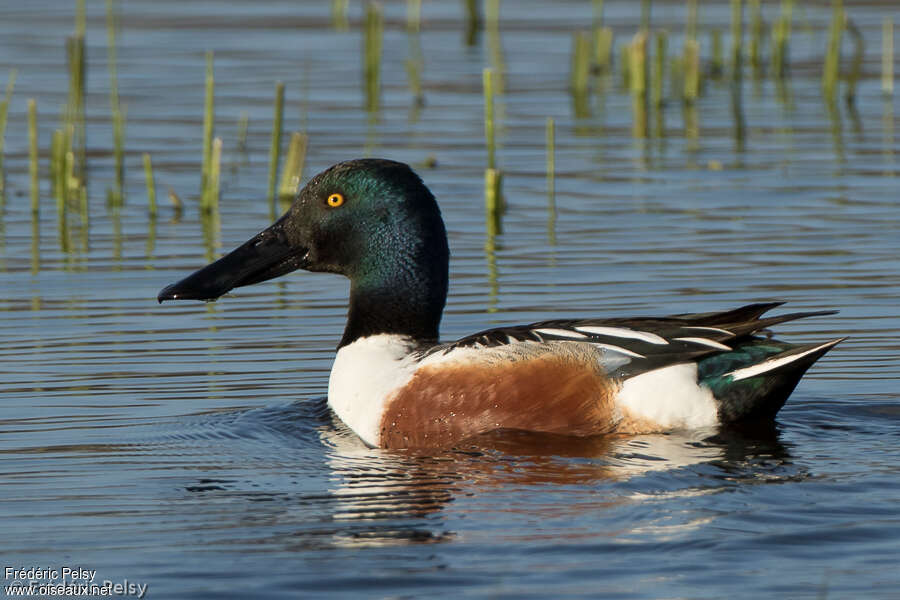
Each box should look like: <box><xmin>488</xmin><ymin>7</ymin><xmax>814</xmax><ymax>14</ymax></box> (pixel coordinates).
<box><xmin>159</xmin><ymin>159</ymin><xmax>450</xmax><ymax>347</ymax></box>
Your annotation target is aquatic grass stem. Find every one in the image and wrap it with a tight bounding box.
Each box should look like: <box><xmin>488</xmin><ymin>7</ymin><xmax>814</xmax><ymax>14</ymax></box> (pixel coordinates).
<box><xmin>822</xmin><ymin>0</ymin><xmax>844</xmax><ymax>105</ymax></box>
<box><xmin>406</xmin><ymin>0</ymin><xmax>425</xmax><ymax>108</ymax></box>
<box><xmin>571</xmin><ymin>32</ymin><xmax>591</xmax><ymax>95</ymax></box>
<box><xmin>0</xmin><ymin>69</ymin><xmax>17</xmax><ymax>191</ymax></box>
<box><xmin>883</xmin><ymin>18</ymin><xmax>894</xmax><ymax>96</ymax></box>
<box><xmin>107</xmin><ymin>0</ymin><xmax>124</xmax><ymax>202</ymax></box>
<box><xmin>51</xmin><ymin>130</ymin><xmax>64</xmax><ymax>205</ymax></box>
<box><xmin>209</xmin><ymin>138</ymin><xmax>222</xmax><ymax>212</ymax></box>
<box><xmin>683</xmin><ymin>39</ymin><xmax>700</xmax><ymax>103</ymax></box>
<box><xmin>711</xmin><ymin>30</ymin><xmax>724</xmax><ymax>78</ymax></box>
<box><xmin>771</xmin><ymin>1</ymin><xmax>793</xmax><ymax>80</ymax></box>
<box><xmin>236</xmin><ymin>111</ymin><xmax>249</xmax><ymax>153</ymax></box>
<box><xmin>200</xmin><ymin>51</ymin><xmax>214</xmax><ymax>208</ymax></box>
<box><xmin>652</xmin><ymin>31</ymin><xmax>666</xmax><ymax>108</ymax></box>
<box><xmin>363</xmin><ymin>2</ymin><xmax>383</xmax><ymax>113</ymax></box>
<box><xmin>629</xmin><ymin>32</ymin><xmax>648</xmax><ymax>98</ymax></box>
<box><xmin>267</xmin><ymin>81</ymin><xmax>285</xmax><ymax>207</ymax></box>
<box><xmin>594</xmin><ymin>27</ymin><xmax>613</xmax><ymax>74</ymax></box>
<box><xmin>143</xmin><ymin>153</ymin><xmax>156</xmax><ymax>216</ymax></box>
<box><xmin>484</xmin><ymin>168</ymin><xmax>502</xmax><ymax>234</ymax></box>
<box><xmin>482</xmin><ymin>69</ymin><xmax>501</xmax><ymax>228</ymax></box>
<box><xmin>748</xmin><ymin>0</ymin><xmax>762</xmax><ymax>76</ymax></box>
<box><xmin>844</xmin><ymin>18</ymin><xmax>862</xmax><ymax>106</ymax></box>
<box><xmin>730</xmin><ymin>0</ymin><xmax>743</xmax><ymax>80</ymax></box>
<box><xmin>483</xmin><ymin>68</ymin><xmax>496</xmax><ymax>171</ymax></box>
<box><xmin>686</xmin><ymin>0</ymin><xmax>698</xmax><ymax>43</ymax></box>
<box><xmin>278</xmin><ymin>132</ymin><xmax>308</xmax><ymax>199</ymax></box>
<box><xmin>463</xmin><ymin>0</ymin><xmax>480</xmax><ymax>46</ymax></box>
<box><xmin>406</xmin><ymin>0</ymin><xmax>421</xmax><ymax>34</ymax></box>
<box><xmin>486</xmin><ymin>0</ymin><xmax>505</xmax><ymax>95</ymax></box>
<box><xmin>28</xmin><ymin>99</ymin><xmax>38</xmax><ymax>214</ymax></box>
<box><xmin>66</xmin><ymin>34</ymin><xmax>86</xmax><ymax>177</ymax></box>
<box><xmin>545</xmin><ymin>117</ymin><xmax>554</xmax><ymax>201</ymax></box>
<box><xmin>331</xmin><ymin>0</ymin><xmax>348</xmax><ymax>31</ymax></box>
<box><xmin>640</xmin><ymin>0</ymin><xmax>651</xmax><ymax>32</ymax></box>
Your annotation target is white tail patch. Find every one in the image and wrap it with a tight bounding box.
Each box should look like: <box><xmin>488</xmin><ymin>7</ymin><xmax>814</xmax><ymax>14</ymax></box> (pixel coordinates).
<box><xmin>674</xmin><ymin>337</ymin><xmax>732</xmax><ymax>351</ymax></box>
<box><xmin>725</xmin><ymin>341</ymin><xmax>838</xmax><ymax>381</ymax></box>
<box><xmin>593</xmin><ymin>343</ymin><xmax>646</xmax><ymax>359</ymax></box>
<box><xmin>533</xmin><ymin>328</ymin><xmax>589</xmax><ymax>339</ymax></box>
<box><xmin>617</xmin><ymin>364</ymin><xmax>719</xmax><ymax>429</ymax></box>
<box><xmin>574</xmin><ymin>326</ymin><xmax>668</xmax><ymax>345</ymax></box>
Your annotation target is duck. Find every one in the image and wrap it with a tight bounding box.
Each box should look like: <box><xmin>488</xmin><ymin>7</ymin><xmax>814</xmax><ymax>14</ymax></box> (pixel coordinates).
<box><xmin>158</xmin><ymin>158</ymin><xmax>843</xmax><ymax>450</ymax></box>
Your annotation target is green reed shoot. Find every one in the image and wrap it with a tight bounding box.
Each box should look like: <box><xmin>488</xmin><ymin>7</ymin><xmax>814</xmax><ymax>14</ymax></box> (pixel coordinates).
<box><xmin>406</xmin><ymin>0</ymin><xmax>425</xmax><ymax>108</ymax></box>
<box><xmin>686</xmin><ymin>0</ymin><xmax>698</xmax><ymax>43</ymax></box>
<box><xmin>683</xmin><ymin>0</ymin><xmax>700</xmax><ymax>102</ymax></box>
<box><xmin>594</xmin><ymin>27</ymin><xmax>613</xmax><ymax>74</ymax></box>
<box><xmin>407</xmin><ymin>0</ymin><xmax>421</xmax><ymax>33</ymax></box>
<box><xmin>620</xmin><ymin>44</ymin><xmax>631</xmax><ymax>90</ymax></box>
<box><xmin>28</xmin><ymin>99</ymin><xmax>38</xmax><ymax>214</ymax></box>
<box><xmin>363</xmin><ymin>2</ymin><xmax>383</xmax><ymax>113</ymax></box>
<box><xmin>482</xmin><ymin>68</ymin><xmax>501</xmax><ymax>221</ymax></box>
<box><xmin>107</xmin><ymin>0</ymin><xmax>124</xmax><ymax>202</ymax></box>
<box><xmin>748</xmin><ymin>0</ymin><xmax>762</xmax><ymax>76</ymax></box>
<box><xmin>51</xmin><ymin>129</ymin><xmax>63</xmax><ymax>204</ymax></box>
<box><xmin>200</xmin><ymin>51</ymin><xmax>214</xmax><ymax>207</ymax></box>
<box><xmin>771</xmin><ymin>1</ymin><xmax>793</xmax><ymax>80</ymax></box>
<box><xmin>486</xmin><ymin>0</ymin><xmax>505</xmax><ymax>95</ymax></box>
<box><xmin>545</xmin><ymin>117</ymin><xmax>554</xmax><ymax>199</ymax></box>
<box><xmin>0</xmin><ymin>69</ymin><xmax>17</xmax><ymax>191</ymax></box>
<box><xmin>630</xmin><ymin>35</ymin><xmax>649</xmax><ymax>139</ymax></box>
<box><xmin>883</xmin><ymin>18</ymin><xmax>894</xmax><ymax>96</ymax></box>
<box><xmin>278</xmin><ymin>132</ymin><xmax>308</xmax><ymax>199</ymax></box>
<box><xmin>66</xmin><ymin>34</ymin><xmax>86</xmax><ymax>176</ymax></box>
<box><xmin>640</xmin><ymin>0</ymin><xmax>651</xmax><ymax>32</ymax></box>
<box><xmin>236</xmin><ymin>111</ymin><xmax>249</xmax><ymax>153</ymax></box>
<box><xmin>267</xmin><ymin>81</ymin><xmax>285</xmax><ymax>206</ymax></box>
<box><xmin>683</xmin><ymin>39</ymin><xmax>700</xmax><ymax>103</ymax></box>
<box><xmin>463</xmin><ymin>0</ymin><xmax>481</xmax><ymax>46</ymax></box>
<box><xmin>844</xmin><ymin>18</ymin><xmax>862</xmax><ymax>106</ymax></box>
<box><xmin>711</xmin><ymin>30</ymin><xmax>724</xmax><ymax>78</ymax></box>
<box><xmin>331</xmin><ymin>0</ymin><xmax>348</xmax><ymax>31</ymax></box>
<box><xmin>483</xmin><ymin>68</ymin><xmax>496</xmax><ymax>170</ymax></box>
<box><xmin>143</xmin><ymin>153</ymin><xmax>156</xmax><ymax>216</ymax></box>
<box><xmin>571</xmin><ymin>32</ymin><xmax>591</xmax><ymax>96</ymax></box>
<box><xmin>629</xmin><ymin>32</ymin><xmax>648</xmax><ymax>98</ymax></box>
<box><xmin>484</xmin><ymin>167</ymin><xmax>502</xmax><ymax>231</ymax></box>
<box><xmin>822</xmin><ymin>0</ymin><xmax>844</xmax><ymax>105</ymax></box>
<box><xmin>592</xmin><ymin>0</ymin><xmax>604</xmax><ymax>29</ymax></box>
<box><xmin>209</xmin><ymin>138</ymin><xmax>222</xmax><ymax>212</ymax></box>
<box><xmin>730</xmin><ymin>0</ymin><xmax>743</xmax><ymax>79</ymax></box>
<box><xmin>652</xmin><ymin>31</ymin><xmax>667</xmax><ymax>107</ymax></box>
<box><xmin>64</xmin><ymin>150</ymin><xmax>76</xmax><ymax>202</ymax></box>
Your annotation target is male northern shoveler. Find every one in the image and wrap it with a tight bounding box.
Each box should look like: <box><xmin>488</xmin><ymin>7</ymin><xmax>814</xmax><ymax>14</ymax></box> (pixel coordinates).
<box><xmin>158</xmin><ymin>159</ymin><xmax>843</xmax><ymax>449</ymax></box>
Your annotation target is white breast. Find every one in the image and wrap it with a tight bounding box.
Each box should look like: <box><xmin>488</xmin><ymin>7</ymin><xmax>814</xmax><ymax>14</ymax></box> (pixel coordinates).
<box><xmin>327</xmin><ymin>334</ymin><xmax>420</xmax><ymax>447</ymax></box>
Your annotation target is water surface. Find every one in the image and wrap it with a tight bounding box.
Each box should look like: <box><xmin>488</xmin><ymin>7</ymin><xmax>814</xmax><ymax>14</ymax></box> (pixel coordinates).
<box><xmin>1</xmin><ymin>1</ymin><xmax>898</xmax><ymax>598</ymax></box>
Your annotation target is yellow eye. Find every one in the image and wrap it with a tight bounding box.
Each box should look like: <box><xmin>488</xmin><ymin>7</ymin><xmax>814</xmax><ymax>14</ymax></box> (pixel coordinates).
<box><xmin>327</xmin><ymin>193</ymin><xmax>344</xmax><ymax>208</ymax></box>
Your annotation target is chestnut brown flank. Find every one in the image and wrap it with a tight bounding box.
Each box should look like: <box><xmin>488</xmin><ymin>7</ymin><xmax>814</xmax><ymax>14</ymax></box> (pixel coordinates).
<box><xmin>379</xmin><ymin>353</ymin><xmax>623</xmax><ymax>449</ymax></box>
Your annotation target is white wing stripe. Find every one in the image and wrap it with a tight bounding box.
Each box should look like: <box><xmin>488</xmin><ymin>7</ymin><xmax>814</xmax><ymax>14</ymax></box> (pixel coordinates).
<box><xmin>593</xmin><ymin>343</ymin><xmax>646</xmax><ymax>359</ymax></box>
<box><xmin>726</xmin><ymin>344</ymin><xmax>829</xmax><ymax>381</ymax></box>
<box><xmin>682</xmin><ymin>326</ymin><xmax>734</xmax><ymax>335</ymax></box>
<box><xmin>574</xmin><ymin>326</ymin><xmax>668</xmax><ymax>345</ymax></box>
<box><xmin>673</xmin><ymin>337</ymin><xmax>732</xmax><ymax>351</ymax></box>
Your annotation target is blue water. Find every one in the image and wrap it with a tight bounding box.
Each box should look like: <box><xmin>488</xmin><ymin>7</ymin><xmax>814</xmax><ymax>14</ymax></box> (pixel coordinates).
<box><xmin>1</xmin><ymin>1</ymin><xmax>898</xmax><ymax>598</ymax></box>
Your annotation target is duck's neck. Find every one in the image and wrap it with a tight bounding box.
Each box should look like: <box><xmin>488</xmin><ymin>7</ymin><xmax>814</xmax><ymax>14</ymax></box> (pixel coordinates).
<box><xmin>339</xmin><ymin>256</ymin><xmax>447</xmax><ymax>350</ymax></box>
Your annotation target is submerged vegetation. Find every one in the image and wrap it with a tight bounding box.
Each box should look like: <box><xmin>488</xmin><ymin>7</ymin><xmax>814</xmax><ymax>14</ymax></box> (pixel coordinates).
<box><xmin>0</xmin><ymin>0</ymin><xmax>894</xmax><ymax>260</ymax></box>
